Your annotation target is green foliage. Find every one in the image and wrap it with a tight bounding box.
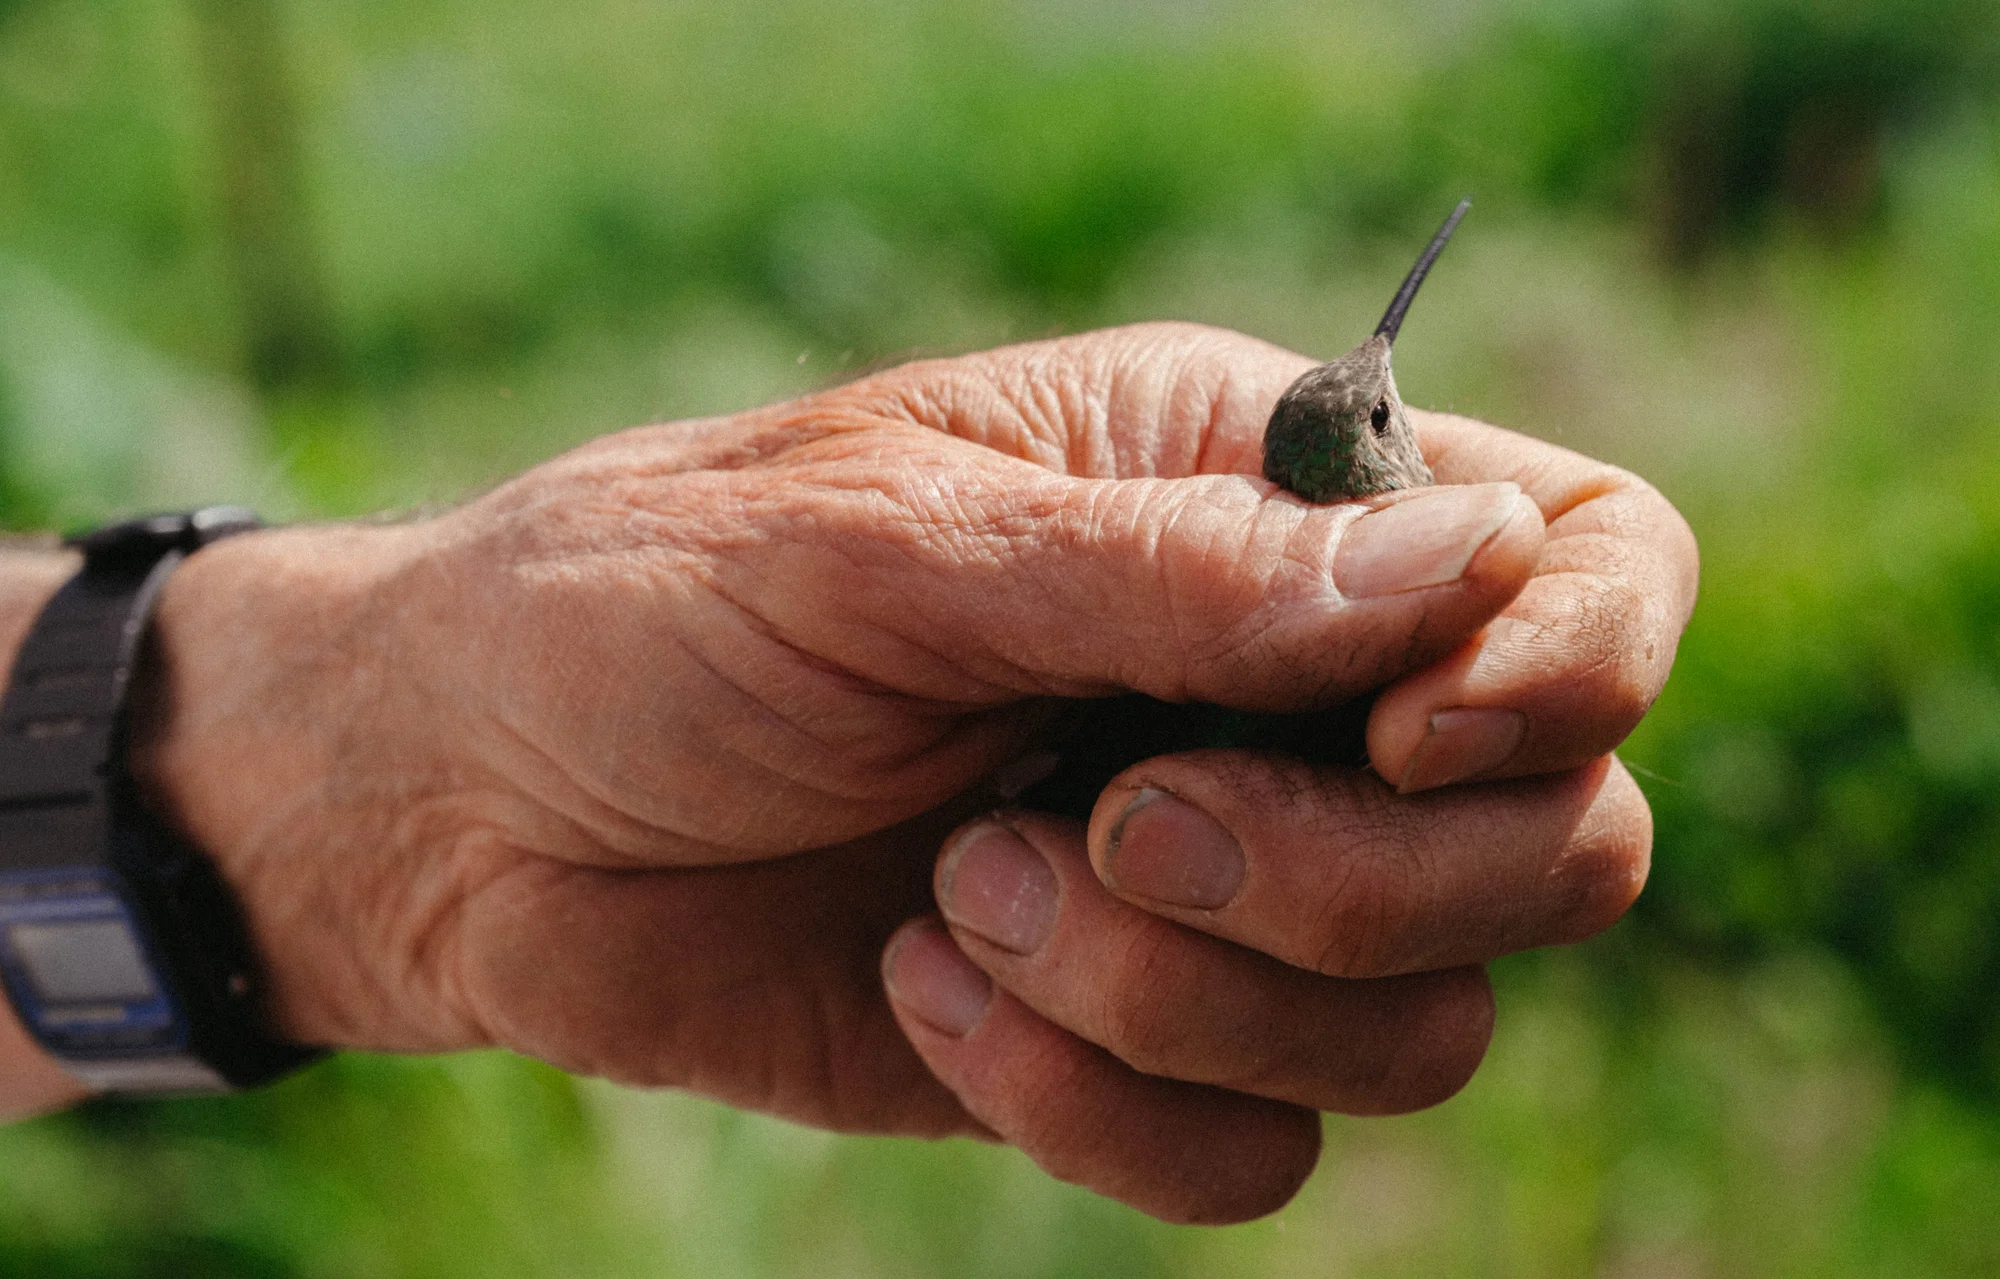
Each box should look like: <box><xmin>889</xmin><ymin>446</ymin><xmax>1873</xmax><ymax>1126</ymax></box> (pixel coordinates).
<box><xmin>1377</xmin><ymin>0</ymin><xmax>2000</xmax><ymax>261</ymax></box>
<box><xmin>0</xmin><ymin>369</ymin><xmax>51</xmax><ymax>529</ymax></box>
<box><xmin>1631</xmin><ymin>457</ymin><xmax>2000</xmax><ymax>1097</ymax></box>
<box><xmin>0</xmin><ymin>1053</ymin><xmax>634</xmax><ymax>1278</ymax></box>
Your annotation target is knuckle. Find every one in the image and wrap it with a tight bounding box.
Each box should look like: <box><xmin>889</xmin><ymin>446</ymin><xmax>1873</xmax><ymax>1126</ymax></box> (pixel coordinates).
<box><xmin>1307</xmin><ymin>832</ymin><xmax>1418</xmax><ymax>978</ymax></box>
<box><xmin>1368</xmin><ymin>969</ymin><xmax>1495</xmax><ymax>1114</ymax></box>
<box><xmin>1550</xmin><ymin>766</ymin><xmax>1654</xmax><ymax>941</ymax></box>
<box><xmin>1091</xmin><ymin>483</ymin><xmax>1294</xmax><ymax>699</ymax></box>
<box><xmin>1622</xmin><ymin>474</ymin><xmax>1701</xmax><ymax>598</ymax></box>
<box><xmin>1167</xmin><ymin>1113</ymin><xmax>1321</xmax><ymax>1226</ymax></box>
<box><xmin>1598</xmin><ymin>653</ymin><xmax>1660</xmax><ymax>734</ymax></box>
<box><xmin>1423</xmin><ymin>970</ymin><xmax>1497</xmax><ymax>1095</ymax></box>
<box><xmin>1010</xmin><ymin>1047</ymin><xmax>1116</xmax><ymax>1182</ymax></box>
<box><xmin>1553</xmin><ymin>579</ymin><xmax>1668</xmax><ymax>748</ymax></box>
<box><xmin>1098</xmin><ymin>930</ymin><xmax>1206</xmax><ymax>1072</ymax></box>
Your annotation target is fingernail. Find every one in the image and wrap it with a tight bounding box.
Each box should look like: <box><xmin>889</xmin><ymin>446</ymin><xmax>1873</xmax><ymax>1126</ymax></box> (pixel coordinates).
<box><xmin>939</xmin><ymin>822</ymin><xmax>1060</xmax><ymax>955</ymax></box>
<box><xmin>883</xmin><ymin>921</ymin><xmax>992</xmax><ymax>1037</ymax></box>
<box><xmin>1398</xmin><ymin>707</ymin><xmax>1528</xmax><ymax>793</ymax></box>
<box><xmin>1102</xmin><ymin>788</ymin><xmax>1244</xmax><ymax>910</ymax></box>
<box><xmin>1333</xmin><ymin>483</ymin><xmax>1526</xmax><ymax>599</ymax></box>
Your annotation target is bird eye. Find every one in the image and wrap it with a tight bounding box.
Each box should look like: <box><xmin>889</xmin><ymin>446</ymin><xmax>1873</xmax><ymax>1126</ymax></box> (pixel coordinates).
<box><xmin>1369</xmin><ymin>400</ymin><xmax>1391</xmax><ymax>434</ymax></box>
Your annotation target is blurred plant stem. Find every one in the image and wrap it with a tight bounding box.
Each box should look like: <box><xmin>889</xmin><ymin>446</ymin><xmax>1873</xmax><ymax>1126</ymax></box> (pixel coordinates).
<box><xmin>187</xmin><ymin>0</ymin><xmax>343</xmax><ymax>408</ymax></box>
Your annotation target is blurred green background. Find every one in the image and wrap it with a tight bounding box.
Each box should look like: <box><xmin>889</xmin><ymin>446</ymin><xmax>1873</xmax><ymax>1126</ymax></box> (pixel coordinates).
<box><xmin>4</xmin><ymin>0</ymin><xmax>2000</xmax><ymax>1272</ymax></box>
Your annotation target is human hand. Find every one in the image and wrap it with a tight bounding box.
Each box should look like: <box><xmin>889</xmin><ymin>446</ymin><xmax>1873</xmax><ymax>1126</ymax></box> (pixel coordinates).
<box><xmin>107</xmin><ymin>323</ymin><xmax>1693</xmax><ymax>1222</ymax></box>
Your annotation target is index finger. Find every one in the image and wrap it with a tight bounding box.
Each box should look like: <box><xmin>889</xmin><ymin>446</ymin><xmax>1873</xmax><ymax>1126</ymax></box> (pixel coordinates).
<box><xmin>1367</xmin><ymin>412</ymin><xmax>1700</xmax><ymax>790</ymax></box>
<box><xmin>1086</xmin><ymin>750</ymin><xmax>1651</xmax><ymax>979</ymax></box>
<box><xmin>688</xmin><ymin>326</ymin><xmax>1549</xmax><ymax>714</ymax></box>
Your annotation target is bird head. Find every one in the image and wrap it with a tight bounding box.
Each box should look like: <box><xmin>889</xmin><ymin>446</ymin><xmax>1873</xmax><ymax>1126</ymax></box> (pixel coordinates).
<box><xmin>1261</xmin><ymin>198</ymin><xmax>1469</xmax><ymax>503</ymax></box>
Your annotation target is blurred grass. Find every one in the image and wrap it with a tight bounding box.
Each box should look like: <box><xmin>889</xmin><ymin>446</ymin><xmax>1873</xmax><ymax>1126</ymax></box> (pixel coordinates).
<box><xmin>6</xmin><ymin>0</ymin><xmax>2000</xmax><ymax>1273</ymax></box>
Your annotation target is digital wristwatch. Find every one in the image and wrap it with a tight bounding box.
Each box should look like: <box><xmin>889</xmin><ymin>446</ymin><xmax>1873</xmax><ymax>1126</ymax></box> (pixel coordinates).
<box><xmin>0</xmin><ymin>508</ymin><xmax>319</xmax><ymax>1093</ymax></box>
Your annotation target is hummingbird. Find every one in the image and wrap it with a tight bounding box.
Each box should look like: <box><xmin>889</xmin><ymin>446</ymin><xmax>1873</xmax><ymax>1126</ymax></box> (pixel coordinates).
<box><xmin>1261</xmin><ymin>197</ymin><xmax>1467</xmax><ymax>501</ymax></box>
<box><xmin>1010</xmin><ymin>200</ymin><xmax>1473</xmax><ymax>820</ymax></box>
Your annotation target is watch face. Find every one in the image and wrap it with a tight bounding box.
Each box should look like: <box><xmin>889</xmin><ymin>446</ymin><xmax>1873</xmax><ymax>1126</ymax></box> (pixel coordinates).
<box><xmin>12</xmin><ymin>919</ymin><xmax>158</xmax><ymax>1002</ymax></box>
<box><xmin>0</xmin><ymin>869</ymin><xmax>186</xmax><ymax>1058</ymax></box>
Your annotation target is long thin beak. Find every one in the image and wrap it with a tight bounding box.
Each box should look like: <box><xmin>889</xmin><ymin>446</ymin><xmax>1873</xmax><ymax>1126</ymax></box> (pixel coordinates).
<box><xmin>1374</xmin><ymin>197</ymin><xmax>1472</xmax><ymax>345</ymax></box>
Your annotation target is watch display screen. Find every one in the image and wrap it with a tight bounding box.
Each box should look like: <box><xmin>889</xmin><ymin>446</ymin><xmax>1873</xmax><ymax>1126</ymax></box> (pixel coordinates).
<box><xmin>9</xmin><ymin>919</ymin><xmax>158</xmax><ymax>1003</ymax></box>
<box><xmin>0</xmin><ymin>869</ymin><xmax>182</xmax><ymax>1054</ymax></box>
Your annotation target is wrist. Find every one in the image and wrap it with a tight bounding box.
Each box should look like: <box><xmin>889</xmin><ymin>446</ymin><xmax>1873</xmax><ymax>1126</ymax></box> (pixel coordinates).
<box><xmin>128</xmin><ymin>521</ymin><xmax>476</xmax><ymax>1053</ymax></box>
<box><xmin>0</xmin><ymin>547</ymin><xmax>96</xmax><ymax>1116</ymax></box>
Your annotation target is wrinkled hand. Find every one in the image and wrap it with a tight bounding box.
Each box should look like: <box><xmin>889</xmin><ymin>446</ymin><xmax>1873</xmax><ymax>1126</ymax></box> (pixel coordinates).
<box><xmin>128</xmin><ymin>323</ymin><xmax>1695</xmax><ymax>1223</ymax></box>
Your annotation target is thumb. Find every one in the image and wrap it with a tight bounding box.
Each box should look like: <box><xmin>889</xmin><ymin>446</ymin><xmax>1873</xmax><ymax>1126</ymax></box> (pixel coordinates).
<box><xmin>717</xmin><ymin>446</ymin><xmax>1544</xmax><ymax>711</ymax></box>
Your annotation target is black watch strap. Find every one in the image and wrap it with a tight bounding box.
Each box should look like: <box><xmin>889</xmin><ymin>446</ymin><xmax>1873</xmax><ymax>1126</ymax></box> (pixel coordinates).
<box><xmin>0</xmin><ymin>508</ymin><xmax>320</xmax><ymax>1092</ymax></box>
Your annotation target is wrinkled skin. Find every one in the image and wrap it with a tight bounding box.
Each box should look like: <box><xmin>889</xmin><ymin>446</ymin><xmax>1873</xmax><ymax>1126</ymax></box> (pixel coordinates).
<box><xmin>40</xmin><ymin>322</ymin><xmax>1702</xmax><ymax>1225</ymax></box>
